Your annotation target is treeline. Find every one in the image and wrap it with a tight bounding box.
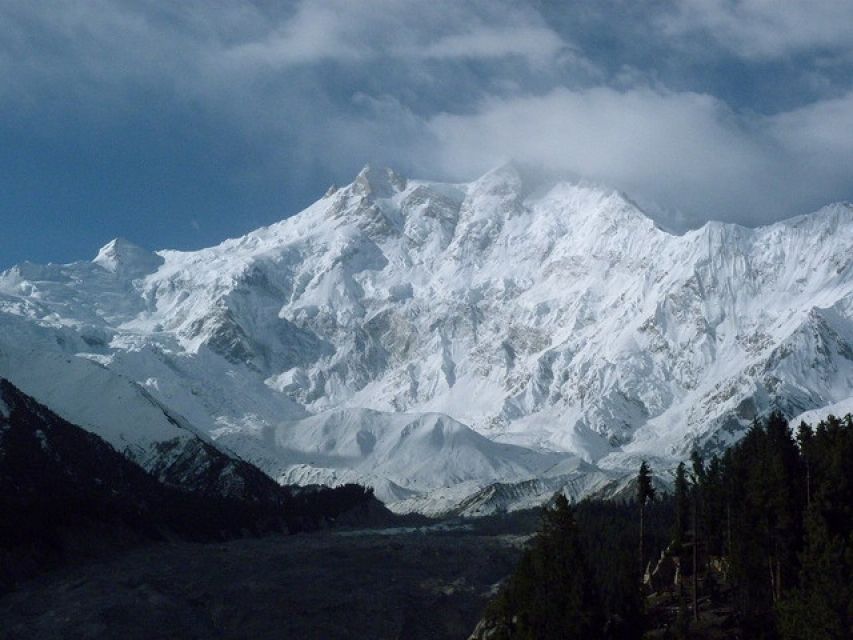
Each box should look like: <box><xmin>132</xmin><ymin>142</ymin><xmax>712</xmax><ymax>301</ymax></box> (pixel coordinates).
<box><xmin>476</xmin><ymin>412</ymin><xmax>852</xmax><ymax>639</ymax></box>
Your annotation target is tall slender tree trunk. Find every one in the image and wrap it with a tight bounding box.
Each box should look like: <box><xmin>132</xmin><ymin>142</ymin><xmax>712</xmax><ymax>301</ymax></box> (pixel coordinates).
<box><xmin>776</xmin><ymin>557</ymin><xmax>782</xmax><ymax>602</ymax></box>
<box><xmin>692</xmin><ymin>495</ymin><xmax>699</xmax><ymax>622</ymax></box>
<box><xmin>640</xmin><ymin>502</ymin><xmax>645</xmax><ymax>577</ymax></box>
<box><xmin>805</xmin><ymin>463</ymin><xmax>811</xmax><ymax>508</ymax></box>
<box><xmin>768</xmin><ymin>522</ymin><xmax>777</xmax><ymax>605</ymax></box>
<box><xmin>727</xmin><ymin>501</ymin><xmax>734</xmax><ymax>612</ymax></box>
<box><xmin>726</xmin><ymin>502</ymin><xmax>732</xmax><ymax>557</ymax></box>
<box><xmin>769</xmin><ymin>555</ymin><xmax>777</xmax><ymax>604</ymax></box>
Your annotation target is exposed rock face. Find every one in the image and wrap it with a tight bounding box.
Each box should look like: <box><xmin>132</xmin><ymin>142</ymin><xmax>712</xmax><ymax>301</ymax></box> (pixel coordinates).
<box><xmin>468</xmin><ymin>616</ymin><xmax>514</xmax><ymax>640</ymax></box>
<box><xmin>645</xmin><ymin>546</ymin><xmax>681</xmax><ymax>593</ymax></box>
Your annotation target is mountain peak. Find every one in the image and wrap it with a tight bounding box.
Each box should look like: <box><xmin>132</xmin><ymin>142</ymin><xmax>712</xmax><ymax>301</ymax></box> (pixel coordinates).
<box><xmin>351</xmin><ymin>165</ymin><xmax>407</xmax><ymax>198</ymax></box>
<box><xmin>470</xmin><ymin>161</ymin><xmax>587</xmax><ymax>202</ymax></box>
<box><xmin>474</xmin><ymin>161</ymin><xmax>523</xmax><ymax>186</ymax></box>
<box><xmin>93</xmin><ymin>237</ymin><xmax>164</xmax><ymax>276</ymax></box>
<box><xmin>799</xmin><ymin>201</ymin><xmax>853</xmax><ymax>226</ymax></box>
<box><xmin>96</xmin><ymin>236</ymin><xmax>135</xmax><ymax>252</ymax></box>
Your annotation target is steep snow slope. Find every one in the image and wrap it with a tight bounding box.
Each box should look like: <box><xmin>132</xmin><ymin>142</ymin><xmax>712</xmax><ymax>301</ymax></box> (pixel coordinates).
<box><xmin>1</xmin><ymin>163</ymin><xmax>851</xmax><ymax>511</ymax></box>
<box><xmin>0</xmin><ymin>315</ymin><xmax>291</xmax><ymax>501</ymax></box>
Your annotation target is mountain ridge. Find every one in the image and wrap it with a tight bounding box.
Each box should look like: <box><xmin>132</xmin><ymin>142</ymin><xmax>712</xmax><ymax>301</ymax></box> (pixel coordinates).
<box><xmin>1</xmin><ymin>164</ymin><xmax>851</xmax><ymax>512</ymax></box>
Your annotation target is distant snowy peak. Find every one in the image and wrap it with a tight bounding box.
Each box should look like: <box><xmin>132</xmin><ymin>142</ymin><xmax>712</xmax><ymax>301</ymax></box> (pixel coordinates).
<box><xmin>93</xmin><ymin>237</ymin><xmax>164</xmax><ymax>277</ymax></box>
<box><xmin>782</xmin><ymin>201</ymin><xmax>853</xmax><ymax>233</ymax></box>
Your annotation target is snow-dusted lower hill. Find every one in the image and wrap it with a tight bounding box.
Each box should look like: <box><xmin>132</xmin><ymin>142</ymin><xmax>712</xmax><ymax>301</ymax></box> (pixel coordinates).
<box><xmin>212</xmin><ymin>407</ymin><xmax>577</xmax><ymax>505</ymax></box>
<box><xmin>793</xmin><ymin>397</ymin><xmax>853</xmax><ymax>428</ymax></box>
<box><xmin>1</xmin><ymin>163</ymin><xmax>851</xmax><ymax>512</ymax></box>
<box><xmin>0</xmin><ymin>315</ymin><xmax>290</xmax><ymax>502</ymax></box>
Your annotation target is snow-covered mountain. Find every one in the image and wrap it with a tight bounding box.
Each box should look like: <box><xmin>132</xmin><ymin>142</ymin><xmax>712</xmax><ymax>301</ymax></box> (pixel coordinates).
<box><xmin>1</xmin><ymin>163</ymin><xmax>851</xmax><ymax>512</ymax></box>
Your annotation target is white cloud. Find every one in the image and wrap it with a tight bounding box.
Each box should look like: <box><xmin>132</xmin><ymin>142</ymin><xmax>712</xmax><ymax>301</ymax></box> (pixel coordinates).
<box><xmin>224</xmin><ymin>3</ymin><xmax>367</xmax><ymax>67</ymax></box>
<box><xmin>771</xmin><ymin>90</ymin><xmax>853</xmax><ymax>156</ymax></box>
<box><xmin>422</xmin><ymin>86</ymin><xmax>852</xmax><ymax>226</ymax></box>
<box><xmin>661</xmin><ymin>0</ymin><xmax>853</xmax><ymax>59</ymax></box>
<box><xmin>0</xmin><ymin>1</ymin><xmax>572</xmax><ymax>116</ymax></box>
<box><xmin>768</xmin><ymin>90</ymin><xmax>853</xmax><ymax>207</ymax></box>
<box><xmin>413</xmin><ymin>25</ymin><xmax>566</xmax><ymax>64</ymax></box>
<box><xmin>224</xmin><ymin>1</ymin><xmax>570</xmax><ymax>70</ymax></box>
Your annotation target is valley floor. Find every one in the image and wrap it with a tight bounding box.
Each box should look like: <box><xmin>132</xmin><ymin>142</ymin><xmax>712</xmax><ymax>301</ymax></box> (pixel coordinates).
<box><xmin>0</xmin><ymin>527</ymin><xmax>528</xmax><ymax>640</ymax></box>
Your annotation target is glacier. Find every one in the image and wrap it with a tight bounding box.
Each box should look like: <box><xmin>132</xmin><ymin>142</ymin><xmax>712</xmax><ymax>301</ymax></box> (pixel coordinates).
<box><xmin>1</xmin><ymin>162</ymin><xmax>851</xmax><ymax>512</ymax></box>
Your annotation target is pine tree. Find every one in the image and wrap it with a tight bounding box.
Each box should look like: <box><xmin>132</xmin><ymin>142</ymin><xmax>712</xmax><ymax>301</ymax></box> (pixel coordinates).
<box><xmin>638</xmin><ymin>460</ymin><xmax>656</xmax><ymax>576</ymax></box>
<box><xmin>779</xmin><ymin>508</ymin><xmax>850</xmax><ymax>640</ymax></box>
<box><xmin>488</xmin><ymin>493</ymin><xmax>603</xmax><ymax>639</ymax></box>
<box><xmin>796</xmin><ymin>421</ymin><xmax>814</xmax><ymax>508</ymax></box>
<box><xmin>689</xmin><ymin>450</ymin><xmax>705</xmax><ymax>622</ymax></box>
<box><xmin>703</xmin><ymin>454</ymin><xmax>725</xmax><ymax>557</ymax></box>
<box><xmin>779</xmin><ymin>413</ymin><xmax>853</xmax><ymax>639</ymax></box>
<box><xmin>673</xmin><ymin>462</ymin><xmax>689</xmax><ymax>552</ymax></box>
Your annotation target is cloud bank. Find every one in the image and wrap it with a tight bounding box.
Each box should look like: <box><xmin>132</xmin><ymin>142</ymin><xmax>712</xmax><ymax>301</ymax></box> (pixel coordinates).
<box><xmin>1</xmin><ymin>0</ymin><xmax>852</xmax><ymax>263</ymax></box>
<box><xmin>424</xmin><ymin>86</ymin><xmax>853</xmax><ymax>227</ymax></box>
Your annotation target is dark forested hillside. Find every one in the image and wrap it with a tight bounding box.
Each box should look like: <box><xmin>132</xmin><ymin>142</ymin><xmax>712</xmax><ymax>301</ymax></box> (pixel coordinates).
<box><xmin>0</xmin><ymin>379</ymin><xmax>381</xmax><ymax>593</ymax></box>
<box><xmin>472</xmin><ymin>412</ymin><xmax>853</xmax><ymax>640</ymax></box>
<box><xmin>473</xmin><ymin>493</ymin><xmax>674</xmax><ymax>639</ymax></box>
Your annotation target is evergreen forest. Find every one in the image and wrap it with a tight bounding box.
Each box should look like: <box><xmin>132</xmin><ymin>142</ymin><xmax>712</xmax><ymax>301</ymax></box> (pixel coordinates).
<box><xmin>478</xmin><ymin>412</ymin><xmax>852</xmax><ymax>639</ymax></box>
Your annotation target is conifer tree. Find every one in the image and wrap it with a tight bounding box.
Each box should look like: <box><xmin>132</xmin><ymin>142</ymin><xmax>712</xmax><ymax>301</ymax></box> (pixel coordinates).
<box><xmin>779</xmin><ymin>508</ymin><xmax>849</xmax><ymax>640</ymax></box>
<box><xmin>488</xmin><ymin>493</ymin><xmax>603</xmax><ymax>639</ymax></box>
<box><xmin>637</xmin><ymin>460</ymin><xmax>656</xmax><ymax>576</ymax></box>
<box><xmin>796</xmin><ymin>421</ymin><xmax>814</xmax><ymax>508</ymax></box>
<box><xmin>673</xmin><ymin>461</ymin><xmax>689</xmax><ymax>552</ymax></box>
<box><xmin>703</xmin><ymin>454</ymin><xmax>725</xmax><ymax>556</ymax></box>
<box><xmin>689</xmin><ymin>450</ymin><xmax>705</xmax><ymax>621</ymax></box>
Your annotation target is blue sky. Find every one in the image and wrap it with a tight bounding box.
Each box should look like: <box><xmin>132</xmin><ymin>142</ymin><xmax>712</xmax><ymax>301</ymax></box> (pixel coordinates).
<box><xmin>2</xmin><ymin>0</ymin><xmax>853</xmax><ymax>268</ymax></box>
